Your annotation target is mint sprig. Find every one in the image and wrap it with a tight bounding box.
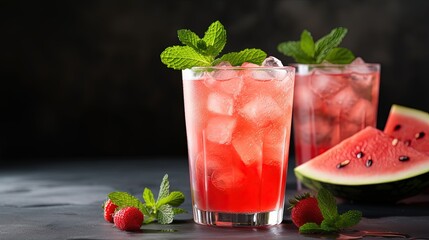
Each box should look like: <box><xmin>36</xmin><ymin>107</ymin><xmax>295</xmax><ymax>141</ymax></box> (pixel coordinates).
<box><xmin>161</xmin><ymin>20</ymin><xmax>267</xmax><ymax>70</ymax></box>
<box><xmin>299</xmin><ymin>188</ymin><xmax>362</xmax><ymax>234</ymax></box>
<box><xmin>277</xmin><ymin>27</ymin><xmax>355</xmax><ymax>64</ymax></box>
<box><xmin>108</xmin><ymin>174</ymin><xmax>186</xmax><ymax>225</ymax></box>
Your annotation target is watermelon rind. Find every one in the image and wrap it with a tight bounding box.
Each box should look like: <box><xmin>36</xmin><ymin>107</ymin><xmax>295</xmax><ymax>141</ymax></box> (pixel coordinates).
<box><xmin>388</xmin><ymin>104</ymin><xmax>429</xmax><ymax>125</ymax></box>
<box><xmin>294</xmin><ymin>126</ymin><xmax>429</xmax><ymax>202</ymax></box>
<box><xmin>296</xmin><ymin>171</ymin><xmax>429</xmax><ymax>202</ymax></box>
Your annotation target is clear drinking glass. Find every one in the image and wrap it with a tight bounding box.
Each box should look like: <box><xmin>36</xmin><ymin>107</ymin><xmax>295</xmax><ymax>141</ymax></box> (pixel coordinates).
<box><xmin>182</xmin><ymin>65</ymin><xmax>295</xmax><ymax>227</ymax></box>
<box><xmin>291</xmin><ymin>61</ymin><xmax>380</xmax><ymax>189</ymax></box>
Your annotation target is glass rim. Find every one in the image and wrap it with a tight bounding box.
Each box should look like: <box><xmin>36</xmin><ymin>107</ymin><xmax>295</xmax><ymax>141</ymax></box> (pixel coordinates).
<box><xmin>187</xmin><ymin>66</ymin><xmax>296</xmax><ymax>71</ymax></box>
<box><xmin>290</xmin><ymin>63</ymin><xmax>380</xmax><ymax>67</ymax></box>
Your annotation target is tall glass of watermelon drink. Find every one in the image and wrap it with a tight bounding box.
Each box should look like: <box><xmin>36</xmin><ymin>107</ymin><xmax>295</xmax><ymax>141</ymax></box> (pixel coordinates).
<box><xmin>182</xmin><ymin>62</ymin><xmax>295</xmax><ymax>226</ymax></box>
<box><xmin>277</xmin><ymin>27</ymin><xmax>381</xmax><ymax>190</ymax></box>
<box><xmin>292</xmin><ymin>59</ymin><xmax>380</xmax><ymax>166</ymax></box>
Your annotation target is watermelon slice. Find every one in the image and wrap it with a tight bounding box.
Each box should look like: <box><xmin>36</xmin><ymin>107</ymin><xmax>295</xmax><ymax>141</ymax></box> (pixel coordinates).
<box><xmin>295</xmin><ymin>126</ymin><xmax>429</xmax><ymax>202</ymax></box>
<box><xmin>384</xmin><ymin>104</ymin><xmax>429</xmax><ymax>155</ymax></box>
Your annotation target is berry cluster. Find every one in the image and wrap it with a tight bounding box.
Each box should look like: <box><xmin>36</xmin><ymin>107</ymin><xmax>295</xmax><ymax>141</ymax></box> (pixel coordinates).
<box><xmin>103</xmin><ymin>199</ymin><xmax>144</xmax><ymax>231</ymax></box>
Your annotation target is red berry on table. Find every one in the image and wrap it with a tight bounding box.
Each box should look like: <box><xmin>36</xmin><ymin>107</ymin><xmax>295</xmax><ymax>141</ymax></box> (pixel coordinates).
<box><xmin>103</xmin><ymin>199</ymin><xmax>118</xmax><ymax>223</ymax></box>
<box><xmin>289</xmin><ymin>193</ymin><xmax>324</xmax><ymax>228</ymax></box>
<box><xmin>113</xmin><ymin>207</ymin><xmax>144</xmax><ymax>231</ymax></box>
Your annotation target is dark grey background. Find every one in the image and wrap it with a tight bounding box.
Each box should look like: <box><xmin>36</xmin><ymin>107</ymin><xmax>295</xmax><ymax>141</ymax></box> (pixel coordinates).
<box><xmin>1</xmin><ymin>0</ymin><xmax>429</xmax><ymax>162</ymax></box>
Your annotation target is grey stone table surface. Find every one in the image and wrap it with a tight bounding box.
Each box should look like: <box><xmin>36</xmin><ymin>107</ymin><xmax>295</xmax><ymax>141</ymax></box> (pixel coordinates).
<box><xmin>1</xmin><ymin>158</ymin><xmax>429</xmax><ymax>240</ymax></box>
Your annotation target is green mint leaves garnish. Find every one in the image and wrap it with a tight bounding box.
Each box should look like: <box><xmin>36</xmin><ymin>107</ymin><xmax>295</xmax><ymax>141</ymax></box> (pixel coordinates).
<box><xmin>277</xmin><ymin>27</ymin><xmax>355</xmax><ymax>64</ymax></box>
<box><xmin>299</xmin><ymin>188</ymin><xmax>362</xmax><ymax>234</ymax></box>
<box><xmin>161</xmin><ymin>20</ymin><xmax>267</xmax><ymax>70</ymax></box>
<box><xmin>108</xmin><ymin>174</ymin><xmax>186</xmax><ymax>225</ymax></box>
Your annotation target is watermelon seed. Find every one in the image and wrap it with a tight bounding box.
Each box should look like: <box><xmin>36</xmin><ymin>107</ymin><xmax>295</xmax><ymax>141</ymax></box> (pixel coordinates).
<box><xmin>365</xmin><ymin>159</ymin><xmax>373</xmax><ymax>167</ymax></box>
<box><xmin>336</xmin><ymin>160</ymin><xmax>350</xmax><ymax>169</ymax></box>
<box><xmin>391</xmin><ymin>138</ymin><xmax>399</xmax><ymax>146</ymax></box>
<box><xmin>399</xmin><ymin>155</ymin><xmax>410</xmax><ymax>162</ymax></box>
<box><xmin>394</xmin><ymin>124</ymin><xmax>401</xmax><ymax>131</ymax></box>
<box><xmin>356</xmin><ymin>151</ymin><xmax>364</xmax><ymax>158</ymax></box>
<box><xmin>404</xmin><ymin>140</ymin><xmax>411</xmax><ymax>146</ymax></box>
<box><xmin>415</xmin><ymin>132</ymin><xmax>425</xmax><ymax>140</ymax></box>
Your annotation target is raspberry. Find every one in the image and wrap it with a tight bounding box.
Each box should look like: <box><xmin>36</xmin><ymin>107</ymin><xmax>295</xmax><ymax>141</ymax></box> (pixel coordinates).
<box><xmin>113</xmin><ymin>207</ymin><xmax>144</xmax><ymax>231</ymax></box>
<box><xmin>103</xmin><ymin>199</ymin><xmax>118</xmax><ymax>223</ymax></box>
<box><xmin>289</xmin><ymin>193</ymin><xmax>324</xmax><ymax>228</ymax></box>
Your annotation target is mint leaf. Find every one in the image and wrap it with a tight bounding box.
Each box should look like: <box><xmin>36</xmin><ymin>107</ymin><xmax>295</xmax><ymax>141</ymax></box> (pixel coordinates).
<box><xmin>299</xmin><ymin>222</ymin><xmax>326</xmax><ymax>234</ymax></box>
<box><xmin>143</xmin><ymin>188</ymin><xmax>156</xmax><ymax>208</ymax></box>
<box><xmin>157</xmin><ymin>174</ymin><xmax>170</xmax><ymax>201</ymax></box>
<box><xmin>277</xmin><ymin>27</ymin><xmax>355</xmax><ymax>64</ymax></box>
<box><xmin>317</xmin><ymin>188</ymin><xmax>339</xmax><ymax>222</ymax></box>
<box><xmin>172</xmin><ymin>208</ymin><xmax>187</xmax><ymax>215</ymax></box>
<box><xmin>160</xmin><ymin>46</ymin><xmax>212</xmax><ymax>70</ymax></box>
<box><xmin>161</xmin><ymin>20</ymin><xmax>268</xmax><ymax>69</ymax></box>
<box><xmin>106</xmin><ymin>174</ymin><xmax>186</xmax><ymax>225</ymax></box>
<box><xmin>177</xmin><ymin>29</ymin><xmax>201</xmax><ymax>51</ymax></box>
<box><xmin>300</xmin><ymin>30</ymin><xmax>315</xmax><ymax>58</ymax></box>
<box><xmin>277</xmin><ymin>41</ymin><xmax>314</xmax><ymax>64</ymax></box>
<box><xmin>314</xmin><ymin>27</ymin><xmax>348</xmax><ymax>63</ymax></box>
<box><xmin>108</xmin><ymin>191</ymin><xmax>149</xmax><ymax>215</ymax></box>
<box><xmin>108</xmin><ymin>192</ymin><xmax>142</xmax><ymax>208</ymax></box>
<box><xmin>296</xmin><ymin>189</ymin><xmax>362</xmax><ymax>235</ymax></box>
<box><xmin>320</xmin><ymin>219</ymin><xmax>340</xmax><ymax>232</ymax></box>
<box><xmin>157</xmin><ymin>204</ymin><xmax>174</xmax><ymax>224</ymax></box>
<box><xmin>216</xmin><ymin>48</ymin><xmax>267</xmax><ymax>66</ymax></box>
<box><xmin>325</xmin><ymin>47</ymin><xmax>355</xmax><ymax>64</ymax></box>
<box><xmin>202</xmin><ymin>20</ymin><xmax>226</xmax><ymax>57</ymax></box>
<box><xmin>336</xmin><ymin>210</ymin><xmax>362</xmax><ymax>229</ymax></box>
<box><xmin>157</xmin><ymin>191</ymin><xmax>185</xmax><ymax>208</ymax></box>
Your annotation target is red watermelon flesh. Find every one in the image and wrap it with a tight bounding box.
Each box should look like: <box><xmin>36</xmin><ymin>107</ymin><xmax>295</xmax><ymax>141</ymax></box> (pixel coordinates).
<box><xmin>295</xmin><ymin>126</ymin><xmax>429</xmax><ymax>186</ymax></box>
<box><xmin>384</xmin><ymin>105</ymin><xmax>429</xmax><ymax>155</ymax></box>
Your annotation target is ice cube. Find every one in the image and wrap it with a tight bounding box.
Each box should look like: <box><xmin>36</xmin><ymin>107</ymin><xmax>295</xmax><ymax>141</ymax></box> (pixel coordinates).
<box><xmin>207</xmin><ymin>92</ymin><xmax>234</xmax><ymax>116</ymax></box>
<box><xmin>346</xmin><ymin>57</ymin><xmax>371</xmax><ymax>73</ymax></box>
<box><xmin>309</xmin><ymin>71</ymin><xmax>347</xmax><ymax>98</ymax></box>
<box><xmin>250</xmin><ymin>57</ymin><xmax>286</xmax><ymax>81</ymax></box>
<box><xmin>262</xmin><ymin>126</ymin><xmax>288</xmax><ymax>166</ymax></box>
<box><xmin>241</xmin><ymin>62</ymin><xmax>260</xmax><ymax>68</ymax></box>
<box><xmin>215</xmin><ymin>61</ymin><xmax>233</xmax><ymax>67</ymax></box>
<box><xmin>350</xmin><ymin>73</ymin><xmax>375</xmax><ymax>99</ymax></box>
<box><xmin>350</xmin><ymin>57</ymin><xmax>366</xmax><ymax>65</ymax></box>
<box><xmin>295</xmin><ymin>116</ymin><xmax>333</xmax><ymax>144</ymax></box>
<box><xmin>205</xmin><ymin>116</ymin><xmax>236</xmax><ymax>144</ymax></box>
<box><xmin>262</xmin><ymin>56</ymin><xmax>284</xmax><ymax>67</ymax></box>
<box><xmin>211</xmin><ymin>168</ymin><xmax>245</xmax><ymax>191</ymax></box>
<box><xmin>232</xmin><ymin>130</ymin><xmax>262</xmax><ymax>166</ymax></box>
<box><xmin>324</xmin><ymin>86</ymin><xmax>359</xmax><ymax>116</ymax></box>
<box><xmin>239</xmin><ymin>95</ymin><xmax>283</xmax><ymax>127</ymax></box>
<box><xmin>195</xmin><ymin>152</ymin><xmax>223</xmax><ymax>177</ymax></box>
<box><xmin>210</xmin><ymin>61</ymin><xmax>238</xmax><ymax>80</ymax></box>
<box><xmin>343</xmin><ymin>99</ymin><xmax>376</xmax><ymax>125</ymax></box>
<box><xmin>293</xmin><ymin>83</ymin><xmax>323</xmax><ymax>121</ymax></box>
<box><xmin>204</xmin><ymin>73</ymin><xmax>243</xmax><ymax>96</ymax></box>
<box><xmin>251</xmin><ymin>69</ymin><xmax>275</xmax><ymax>81</ymax></box>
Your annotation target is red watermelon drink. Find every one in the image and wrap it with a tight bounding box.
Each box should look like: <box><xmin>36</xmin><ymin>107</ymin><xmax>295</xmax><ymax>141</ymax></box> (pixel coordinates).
<box><xmin>277</xmin><ymin>27</ymin><xmax>381</xmax><ymax>189</ymax></box>
<box><xmin>293</xmin><ymin>60</ymin><xmax>380</xmax><ymax>166</ymax></box>
<box><xmin>183</xmin><ymin>63</ymin><xmax>295</xmax><ymax>226</ymax></box>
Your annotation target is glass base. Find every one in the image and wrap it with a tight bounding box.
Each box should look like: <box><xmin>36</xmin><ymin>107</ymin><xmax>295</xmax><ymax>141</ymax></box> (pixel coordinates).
<box><xmin>193</xmin><ymin>206</ymin><xmax>284</xmax><ymax>227</ymax></box>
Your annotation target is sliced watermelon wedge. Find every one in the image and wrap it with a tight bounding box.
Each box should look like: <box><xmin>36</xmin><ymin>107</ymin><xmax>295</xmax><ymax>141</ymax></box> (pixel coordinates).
<box><xmin>295</xmin><ymin>126</ymin><xmax>429</xmax><ymax>202</ymax></box>
<box><xmin>384</xmin><ymin>104</ymin><xmax>429</xmax><ymax>155</ymax></box>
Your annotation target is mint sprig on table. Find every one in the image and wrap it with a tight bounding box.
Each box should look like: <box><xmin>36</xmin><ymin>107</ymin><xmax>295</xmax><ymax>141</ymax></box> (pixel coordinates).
<box><xmin>160</xmin><ymin>20</ymin><xmax>267</xmax><ymax>70</ymax></box>
<box><xmin>299</xmin><ymin>188</ymin><xmax>362</xmax><ymax>234</ymax></box>
<box><xmin>108</xmin><ymin>174</ymin><xmax>186</xmax><ymax>224</ymax></box>
<box><xmin>277</xmin><ymin>27</ymin><xmax>355</xmax><ymax>64</ymax></box>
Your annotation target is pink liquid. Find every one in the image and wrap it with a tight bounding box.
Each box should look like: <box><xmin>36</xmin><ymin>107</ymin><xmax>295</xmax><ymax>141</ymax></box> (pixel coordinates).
<box><xmin>293</xmin><ymin>64</ymin><xmax>380</xmax><ymax>165</ymax></box>
<box><xmin>182</xmin><ymin>66</ymin><xmax>294</xmax><ymax>213</ymax></box>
